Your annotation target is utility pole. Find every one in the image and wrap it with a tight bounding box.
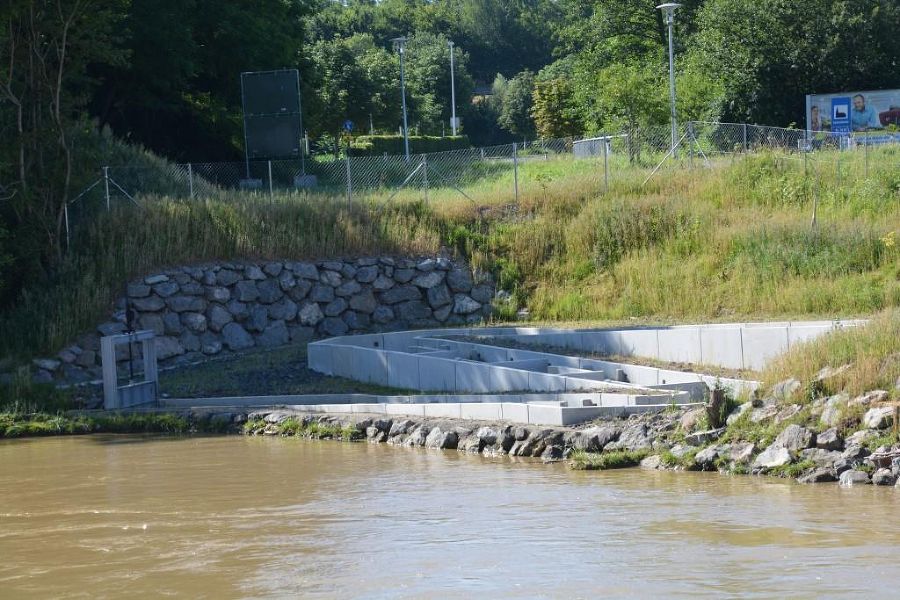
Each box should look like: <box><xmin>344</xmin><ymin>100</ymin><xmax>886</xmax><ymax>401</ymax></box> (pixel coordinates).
<box><xmin>657</xmin><ymin>3</ymin><xmax>681</xmax><ymax>158</ymax></box>
<box><xmin>392</xmin><ymin>37</ymin><xmax>411</xmax><ymax>161</ymax></box>
<box><xmin>448</xmin><ymin>40</ymin><xmax>458</xmax><ymax>136</ymax></box>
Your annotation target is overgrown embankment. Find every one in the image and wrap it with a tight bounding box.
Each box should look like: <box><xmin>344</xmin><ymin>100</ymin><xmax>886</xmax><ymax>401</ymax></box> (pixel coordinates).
<box><xmin>1</xmin><ymin>148</ymin><xmax>897</xmax><ymax>361</ymax></box>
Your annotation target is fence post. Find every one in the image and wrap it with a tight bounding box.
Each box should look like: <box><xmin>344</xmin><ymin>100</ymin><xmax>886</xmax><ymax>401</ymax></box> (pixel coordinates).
<box><xmin>864</xmin><ymin>128</ymin><xmax>869</xmax><ymax>178</ymax></box>
<box><xmin>64</xmin><ymin>203</ymin><xmax>70</xmax><ymax>251</ymax></box>
<box><xmin>602</xmin><ymin>137</ymin><xmax>609</xmax><ymax>193</ymax></box>
<box><xmin>688</xmin><ymin>122</ymin><xmax>694</xmax><ymax>169</ymax></box>
<box><xmin>188</xmin><ymin>163</ymin><xmax>194</xmax><ymax>199</ymax></box>
<box><xmin>742</xmin><ymin>123</ymin><xmax>748</xmax><ymax>153</ymax></box>
<box><xmin>811</xmin><ymin>158</ymin><xmax>819</xmax><ymax>231</ymax></box>
<box><xmin>268</xmin><ymin>160</ymin><xmax>273</xmax><ymax>196</ymax></box>
<box><xmin>103</xmin><ymin>166</ymin><xmax>110</xmax><ymax>211</ymax></box>
<box><xmin>481</xmin><ymin>148</ymin><xmax>485</xmax><ymax>161</ymax></box>
<box><xmin>345</xmin><ymin>155</ymin><xmax>352</xmax><ymax>207</ymax></box>
<box><xmin>512</xmin><ymin>142</ymin><xmax>519</xmax><ymax>203</ymax></box>
<box><xmin>422</xmin><ymin>155</ymin><xmax>429</xmax><ymax>204</ymax></box>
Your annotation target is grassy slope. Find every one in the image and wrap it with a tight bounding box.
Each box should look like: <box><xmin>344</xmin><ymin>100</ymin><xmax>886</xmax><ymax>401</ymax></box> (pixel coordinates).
<box><xmin>1</xmin><ymin>144</ymin><xmax>897</xmax><ymax>359</ymax></box>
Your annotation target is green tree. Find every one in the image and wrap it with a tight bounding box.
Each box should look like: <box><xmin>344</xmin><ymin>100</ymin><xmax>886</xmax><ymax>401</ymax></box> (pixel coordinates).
<box><xmin>531</xmin><ymin>78</ymin><xmax>582</xmax><ymax>139</ymax></box>
<box><xmin>496</xmin><ymin>70</ymin><xmax>536</xmax><ymax>139</ymax></box>
<box><xmin>404</xmin><ymin>31</ymin><xmax>474</xmax><ymax>135</ymax></box>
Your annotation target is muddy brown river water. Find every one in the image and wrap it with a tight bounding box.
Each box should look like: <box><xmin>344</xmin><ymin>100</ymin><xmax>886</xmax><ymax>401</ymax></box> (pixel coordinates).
<box><xmin>1</xmin><ymin>435</ymin><xmax>898</xmax><ymax>599</ymax></box>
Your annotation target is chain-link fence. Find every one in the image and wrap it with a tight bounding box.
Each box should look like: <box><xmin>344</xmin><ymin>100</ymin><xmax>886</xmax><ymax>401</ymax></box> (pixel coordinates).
<box><xmin>64</xmin><ymin>121</ymin><xmax>899</xmax><ymax>249</ymax></box>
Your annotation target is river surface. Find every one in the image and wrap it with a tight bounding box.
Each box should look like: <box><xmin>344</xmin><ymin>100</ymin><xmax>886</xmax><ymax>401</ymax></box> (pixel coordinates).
<box><xmin>1</xmin><ymin>435</ymin><xmax>898</xmax><ymax>599</ymax></box>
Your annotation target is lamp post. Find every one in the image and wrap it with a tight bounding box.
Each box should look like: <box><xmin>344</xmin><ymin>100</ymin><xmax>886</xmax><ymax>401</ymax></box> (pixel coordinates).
<box><xmin>392</xmin><ymin>36</ymin><xmax>410</xmax><ymax>161</ymax></box>
<box><xmin>657</xmin><ymin>3</ymin><xmax>681</xmax><ymax>157</ymax></box>
<box><xmin>448</xmin><ymin>40</ymin><xmax>458</xmax><ymax>136</ymax></box>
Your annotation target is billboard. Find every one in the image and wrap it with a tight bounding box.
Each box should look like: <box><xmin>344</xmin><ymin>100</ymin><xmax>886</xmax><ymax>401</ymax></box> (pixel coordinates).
<box><xmin>806</xmin><ymin>88</ymin><xmax>900</xmax><ymax>134</ymax></box>
<box><xmin>241</xmin><ymin>69</ymin><xmax>303</xmax><ymax>160</ymax></box>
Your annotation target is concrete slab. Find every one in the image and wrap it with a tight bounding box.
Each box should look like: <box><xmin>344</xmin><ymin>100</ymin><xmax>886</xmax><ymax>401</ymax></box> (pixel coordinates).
<box><xmin>386</xmin><ymin>351</ymin><xmax>421</xmax><ymax>390</ymax></box>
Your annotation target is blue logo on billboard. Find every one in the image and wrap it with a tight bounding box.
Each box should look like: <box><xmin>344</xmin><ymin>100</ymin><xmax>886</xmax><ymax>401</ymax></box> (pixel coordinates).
<box><xmin>830</xmin><ymin>97</ymin><xmax>851</xmax><ymax>136</ymax></box>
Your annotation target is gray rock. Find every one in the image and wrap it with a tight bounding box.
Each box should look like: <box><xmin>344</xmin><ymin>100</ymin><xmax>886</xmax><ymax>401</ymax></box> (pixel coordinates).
<box><xmin>342</xmin><ymin>311</ymin><xmax>370</xmax><ymax>331</ymax></box>
<box><xmin>179</xmin><ymin>331</ymin><xmax>201</xmax><ymax>353</ymax></box>
<box><xmin>446</xmin><ymin>268</ymin><xmax>473</xmax><ymax>293</ymax></box>
<box><xmin>180</xmin><ymin>282</ymin><xmax>204</xmax><ymax>296</ymax></box>
<box><xmin>289</xmin><ymin>326</ymin><xmax>315</xmax><ymax>344</ymax></box>
<box><xmin>453</xmin><ymin>294</ymin><xmax>481</xmax><ymax>315</ymax></box>
<box><xmin>355</xmin><ymin>265</ymin><xmax>378</xmax><ymax>283</ymax></box>
<box><xmin>324</xmin><ymin>298</ymin><xmax>348</xmax><ymax>317</ymax></box>
<box><xmin>797</xmin><ymin>468</ymin><xmax>837</xmax><ymax>484</ymax></box>
<box><xmin>403</xmin><ymin>426</ymin><xmax>430</xmax><ymax>447</ymax></box>
<box><xmin>425</xmin><ymin>427</ymin><xmax>459</xmax><ymax>450</ymax></box>
<box><xmin>298</xmin><ymin>303</ymin><xmax>324</xmax><ymax>326</ymax></box>
<box><xmin>839</xmin><ymin>469</ymin><xmax>871</xmax><ymax>486</ymax></box>
<box><xmin>319</xmin><ymin>270</ymin><xmax>342</xmax><ymax>287</ymax></box>
<box><xmin>207</xmin><ymin>287</ymin><xmax>231</xmax><ymax>303</ymax></box>
<box><xmin>256</xmin><ymin>279</ymin><xmax>284</xmax><ymax>304</ymax></box>
<box><xmin>321</xmin><ymin>317</ymin><xmax>349</xmax><ymax>337</ymax></box>
<box><xmin>800</xmin><ymin>448</ymin><xmax>842</xmax><ymax>467</ymax></box>
<box><xmin>257</xmin><ymin>321</ymin><xmax>289</xmax><ymax>347</ymax></box>
<box><xmin>181</xmin><ymin>312</ymin><xmax>207</xmax><ymax>333</ymax></box>
<box><xmin>244</xmin><ymin>265</ymin><xmax>266</xmax><ymax>281</ymax></box>
<box><xmin>278</xmin><ymin>271</ymin><xmax>296</xmax><ymax>291</ymax></box>
<box><xmin>774</xmin><ymin>404</ymin><xmax>802</xmax><ymax>424</ymax></box>
<box><xmin>154</xmin><ymin>336</ymin><xmax>186</xmax><ymax>360</ymax></box>
<box><xmin>263</xmin><ymin>262</ymin><xmax>283</xmax><ymax>277</ymax></box>
<box><xmin>417</xmin><ymin>258</ymin><xmax>436</xmax><ymax>272</ymax></box>
<box><xmin>75</xmin><ymin>350</ymin><xmax>97</xmax><ymax>368</ymax></box>
<box><xmin>207</xmin><ymin>304</ymin><xmax>233</xmax><ymax>332</ymax></box>
<box><xmin>640</xmin><ymin>454</ymin><xmax>662</xmax><ymax>469</ymax></box>
<box><xmin>166</xmin><ymin>295</ymin><xmax>205</xmax><ymax>313</ymax></box>
<box><xmin>395</xmin><ymin>300</ymin><xmax>431</xmax><ymax>321</ymax></box>
<box><xmin>728</xmin><ymin>441</ymin><xmax>756</xmax><ymax>464</ymax></box>
<box><xmin>684</xmin><ymin>427</ymin><xmax>726</xmax><ymax>447</ymax></box>
<box><xmin>412</xmin><ymin>271</ymin><xmax>444</xmax><ymax>289</ymax></box>
<box><xmin>137</xmin><ymin>313</ymin><xmax>163</xmax><ymax>335</ymax></box>
<box><xmin>393</xmin><ymin>268</ymin><xmax>415</xmax><ymax>283</ymax></box>
<box><xmin>246</xmin><ymin>306</ymin><xmax>269</xmax><ymax>333</ymax></box>
<box><xmin>335</xmin><ymin>280</ymin><xmax>362</xmax><ymax>297</ymax></box>
<box><xmin>201</xmin><ymin>339</ymin><xmax>223</xmax><ymax>355</ymax></box>
<box><xmin>216</xmin><ymin>269</ymin><xmax>241</xmax><ymax>286</ymax></box>
<box><xmin>320</xmin><ymin>260</ymin><xmax>344</xmax><ymax>272</ymax></box>
<box><xmin>372</xmin><ymin>275</ymin><xmax>395</xmax><ymax>290</ymax></box>
<box><xmin>291</xmin><ymin>262</ymin><xmax>319</xmax><ymax>280</ymax></box>
<box><xmin>222</xmin><ymin>323</ymin><xmax>254</xmax><ymax>350</ymax></box>
<box><xmin>97</xmin><ymin>321</ymin><xmax>127</xmax><ymax>336</ymax></box>
<box><xmin>372</xmin><ymin>305</ymin><xmax>394</xmax><ymax>324</ymax></box>
<box><xmin>609</xmin><ymin>422</ymin><xmax>651</xmax><ymax>452</ymax></box>
<box><xmin>771</xmin><ymin>378</ymin><xmax>801</xmax><ymax>401</ymax></box>
<box><xmin>850</xmin><ymin>390</ymin><xmax>889</xmax><ymax>408</ymax></box>
<box><xmin>163</xmin><ymin>312</ymin><xmax>184</xmax><ymax>335</ymax></box>
<box><xmin>872</xmin><ymin>468</ymin><xmax>897</xmax><ymax>486</ymax></box>
<box><xmin>226</xmin><ymin>299</ymin><xmax>249</xmax><ymax>320</ymax></box>
<box><xmin>694</xmin><ymin>445</ymin><xmax>722</xmax><ymax>470</ymax></box>
<box><xmin>32</xmin><ymin>358</ymin><xmax>61</xmax><ymax>372</ymax></box>
<box><xmin>153</xmin><ymin>281</ymin><xmax>180</xmax><ymax>298</ymax></box>
<box><xmin>726</xmin><ymin>402</ymin><xmax>752</xmax><ymax>425</ymax></box>
<box><xmin>433</xmin><ymin>304</ymin><xmax>452</xmax><ymax>322</ymax></box>
<box><xmin>816</xmin><ymin>427</ymin><xmax>843</xmax><ymax>450</ymax></box>
<box><xmin>144</xmin><ymin>274</ymin><xmax>169</xmax><ymax>285</ymax></box>
<box><xmin>774</xmin><ymin>424</ymin><xmax>814</xmax><ymax>452</ymax></box>
<box><xmin>753</xmin><ymin>445</ymin><xmax>791</xmax><ymax>469</ymax></box>
<box><xmin>131</xmin><ymin>296</ymin><xmax>165</xmax><ymax>312</ymax></box>
<box><xmin>388</xmin><ymin>419</ymin><xmax>415</xmax><ymax>437</ymax></box>
<box><xmin>574</xmin><ymin>426</ymin><xmax>620</xmax><ymax>452</ymax></box>
<box><xmin>426</xmin><ymin>284</ymin><xmax>452</xmax><ymax>308</ymax></box>
<box><xmin>308</xmin><ymin>284</ymin><xmax>335</xmax><ymax>303</ymax></box>
<box><xmin>32</xmin><ymin>369</ymin><xmax>54</xmax><ymax>383</ymax></box>
<box><xmin>349</xmin><ymin>291</ymin><xmax>377</xmax><ymax>314</ymax></box>
<box><xmin>470</xmin><ymin>284</ymin><xmax>493</xmax><ymax>304</ymax></box>
<box><xmin>127</xmin><ymin>283</ymin><xmax>151</xmax><ymax>298</ymax></box>
<box><xmin>268</xmin><ymin>298</ymin><xmax>298</xmax><ymax>322</ymax></box>
<box><xmin>380</xmin><ymin>285</ymin><xmax>421</xmax><ymax>304</ymax></box>
<box><xmin>863</xmin><ymin>406</ymin><xmax>893</xmax><ymax>430</ymax></box>
<box><xmin>234</xmin><ymin>281</ymin><xmax>259</xmax><ymax>302</ymax></box>
<box><xmin>846</xmin><ymin>429</ymin><xmax>877</xmax><ymax>447</ymax></box>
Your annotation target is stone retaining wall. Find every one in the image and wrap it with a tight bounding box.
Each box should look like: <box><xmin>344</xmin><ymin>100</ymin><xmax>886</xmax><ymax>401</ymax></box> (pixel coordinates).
<box><xmin>39</xmin><ymin>256</ymin><xmax>493</xmax><ymax>383</ymax></box>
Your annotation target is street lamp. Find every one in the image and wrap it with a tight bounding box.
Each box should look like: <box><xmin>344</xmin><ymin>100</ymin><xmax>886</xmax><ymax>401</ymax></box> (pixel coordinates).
<box><xmin>657</xmin><ymin>3</ymin><xmax>681</xmax><ymax>157</ymax></box>
<box><xmin>391</xmin><ymin>36</ymin><xmax>410</xmax><ymax>161</ymax></box>
<box><xmin>448</xmin><ymin>40</ymin><xmax>458</xmax><ymax>136</ymax></box>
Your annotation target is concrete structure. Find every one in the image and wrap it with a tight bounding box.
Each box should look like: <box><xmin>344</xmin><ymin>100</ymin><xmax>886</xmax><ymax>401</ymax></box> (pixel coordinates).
<box><xmin>162</xmin><ymin>320</ymin><xmax>862</xmax><ymax>427</ymax></box>
<box><xmin>101</xmin><ymin>330</ymin><xmax>158</xmax><ymax>409</ymax></box>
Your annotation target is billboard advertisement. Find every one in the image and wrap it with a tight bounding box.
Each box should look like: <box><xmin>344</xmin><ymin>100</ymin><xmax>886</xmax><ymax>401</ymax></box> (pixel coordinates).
<box><xmin>806</xmin><ymin>89</ymin><xmax>900</xmax><ymax>140</ymax></box>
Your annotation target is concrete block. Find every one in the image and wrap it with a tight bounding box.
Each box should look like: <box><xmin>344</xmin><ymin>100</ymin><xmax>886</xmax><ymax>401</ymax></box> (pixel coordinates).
<box><xmin>424</xmin><ymin>403</ymin><xmax>462</xmax><ymax>419</ymax></box>
<box><xmin>307</xmin><ymin>344</ymin><xmax>334</xmax><ymax>375</ymax></box>
<box><xmin>455</xmin><ymin>361</ymin><xmax>494</xmax><ymax>393</ymax></box>
<box><xmin>330</xmin><ymin>345</ymin><xmax>357</xmax><ymax>379</ymax></box>
<box><xmin>698</xmin><ymin>326</ymin><xmax>744</xmax><ymax>370</ymax></box>
<box><xmin>580</xmin><ymin>331</ymin><xmax>622</xmax><ymax>356</ymax></box>
<box><xmin>385</xmin><ymin>403</ymin><xmax>425</xmax><ymax>417</ymax></box>
<box><xmin>616</xmin><ymin>328</ymin><xmax>659</xmax><ymax>358</ymax></box>
<box><xmin>500</xmin><ymin>403</ymin><xmax>529</xmax><ymax>423</ymax></box>
<box><xmin>460</xmin><ymin>403</ymin><xmax>503</xmax><ymax>421</ymax></box>
<box><xmin>741</xmin><ymin>326</ymin><xmax>789</xmax><ymax>371</ymax></box>
<box><xmin>351</xmin><ymin>403</ymin><xmax>387</xmax><ymax>414</ymax></box>
<box><xmin>351</xmin><ymin>349</ymin><xmax>389</xmax><ymax>386</ymax></box>
<box><xmin>656</xmin><ymin>327</ymin><xmax>702</xmax><ymax>364</ymax></box>
<box><xmin>787</xmin><ymin>323</ymin><xmax>831</xmax><ymax>347</ymax></box>
<box><xmin>526</xmin><ymin>404</ymin><xmax>564</xmax><ymax>426</ymax></box>
<box><xmin>417</xmin><ymin>355</ymin><xmax>457</xmax><ymax>392</ymax></box>
<box><xmin>527</xmin><ymin>372</ymin><xmax>568</xmax><ymax>392</ymax></box>
<box><xmin>386</xmin><ymin>351</ymin><xmax>421</xmax><ymax>390</ymax></box>
<box><xmin>490</xmin><ymin>365</ymin><xmax>531</xmax><ymax>392</ymax></box>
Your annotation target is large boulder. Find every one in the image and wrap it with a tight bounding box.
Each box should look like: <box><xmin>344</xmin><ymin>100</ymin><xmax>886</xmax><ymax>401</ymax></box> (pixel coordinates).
<box><xmin>753</xmin><ymin>445</ymin><xmax>791</xmax><ymax>469</ymax></box>
<box><xmin>298</xmin><ymin>302</ymin><xmax>324</xmax><ymax>327</ymax></box>
<box><xmin>222</xmin><ymin>322</ymin><xmax>254</xmax><ymax>350</ymax></box>
<box><xmin>839</xmin><ymin>469</ymin><xmax>871</xmax><ymax>486</ymax></box>
<box><xmin>425</xmin><ymin>427</ymin><xmax>459</xmax><ymax>450</ymax></box>
<box><xmin>863</xmin><ymin>406</ymin><xmax>894</xmax><ymax>430</ymax></box>
<box><xmin>257</xmin><ymin>321</ymin><xmax>289</xmax><ymax>347</ymax></box>
<box><xmin>774</xmin><ymin>424</ymin><xmax>815</xmax><ymax>453</ymax></box>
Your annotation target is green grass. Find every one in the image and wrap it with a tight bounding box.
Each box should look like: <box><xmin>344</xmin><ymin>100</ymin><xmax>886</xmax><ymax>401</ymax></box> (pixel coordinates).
<box><xmin>768</xmin><ymin>459</ymin><xmax>816</xmax><ymax>479</ymax></box>
<box><xmin>569</xmin><ymin>449</ymin><xmax>650</xmax><ymax>470</ymax></box>
<box><xmin>1</xmin><ymin>144</ymin><xmax>897</xmax><ymax>359</ymax></box>
<box><xmin>243</xmin><ymin>415</ymin><xmax>363</xmax><ymax>440</ymax></box>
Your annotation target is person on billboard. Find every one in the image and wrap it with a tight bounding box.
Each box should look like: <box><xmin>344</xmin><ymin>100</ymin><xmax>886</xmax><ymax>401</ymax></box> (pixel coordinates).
<box><xmin>809</xmin><ymin>105</ymin><xmax>829</xmax><ymax>131</ymax></box>
<box><xmin>851</xmin><ymin>94</ymin><xmax>882</xmax><ymax>131</ymax></box>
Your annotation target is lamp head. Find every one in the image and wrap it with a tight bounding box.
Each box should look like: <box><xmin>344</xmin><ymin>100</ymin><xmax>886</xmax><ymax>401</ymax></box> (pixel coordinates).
<box><xmin>391</xmin><ymin>36</ymin><xmax>407</xmax><ymax>53</ymax></box>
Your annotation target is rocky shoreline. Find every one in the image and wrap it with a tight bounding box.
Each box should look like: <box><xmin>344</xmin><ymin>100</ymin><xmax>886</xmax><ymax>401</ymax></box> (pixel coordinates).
<box><xmin>227</xmin><ymin>385</ymin><xmax>900</xmax><ymax>487</ymax></box>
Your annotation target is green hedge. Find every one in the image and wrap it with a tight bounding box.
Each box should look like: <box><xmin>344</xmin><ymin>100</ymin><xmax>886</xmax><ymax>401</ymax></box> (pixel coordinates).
<box><xmin>349</xmin><ymin>135</ymin><xmax>470</xmax><ymax>156</ymax></box>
